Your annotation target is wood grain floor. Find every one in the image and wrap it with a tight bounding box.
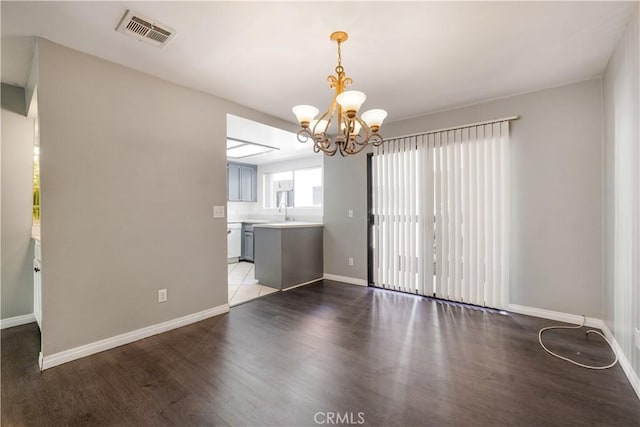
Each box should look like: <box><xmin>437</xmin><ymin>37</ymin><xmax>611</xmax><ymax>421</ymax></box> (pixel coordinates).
<box><xmin>2</xmin><ymin>281</ymin><xmax>639</xmax><ymax>426</ymax></box>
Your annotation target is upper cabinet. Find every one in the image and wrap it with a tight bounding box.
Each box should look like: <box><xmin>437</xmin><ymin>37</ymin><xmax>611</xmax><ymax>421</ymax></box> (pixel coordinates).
<box><xmin>240</xmin><ymin>165</ymin><xmax>256</xmax><ymax>201</ymax></box>
<box><xmin>227</xmin><ymin>162</ymin><xmax>257</xmax><ymax>202</ymax></box>
<box><xmin>227</xmin><ymin>164</ymin><xmax>241</xmax><ymax>201</ymax></box>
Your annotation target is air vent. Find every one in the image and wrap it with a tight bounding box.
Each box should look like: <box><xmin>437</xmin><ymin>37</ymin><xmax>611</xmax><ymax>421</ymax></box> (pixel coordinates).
<box><xmin>116</xmin><ymin>10</ymin><xmax>176</xmax><ymax>48</ymax></box>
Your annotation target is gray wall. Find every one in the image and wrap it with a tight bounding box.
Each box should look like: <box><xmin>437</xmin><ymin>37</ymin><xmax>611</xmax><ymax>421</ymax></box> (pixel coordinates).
<box><xmin>37</xmin><ymin>39</ymin><xmax>298</xmax><ymax>356</ymax></box>
<box><xmin>324</xmin><ymin>153</ymin><xmax>368</xmax><ymax>280</ymax></box>
<box><xmin>324</xmin><ymin>79</ymin><xmax>604</xmax><ymax>317</ymax></box>
<box><xmin>1</xmin><ymin>83</ymin><xmax>35</xmax><ymax>319</ymax></box>
<box><xmin>603</xmin><ymin>5</ymin><xmax>639</xmax><ymax>384</ymax></box>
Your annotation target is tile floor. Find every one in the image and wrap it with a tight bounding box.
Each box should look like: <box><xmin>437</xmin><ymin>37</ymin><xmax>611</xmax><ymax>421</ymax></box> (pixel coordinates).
<box><xmin>228</xmin><ymin>261</ymin><xmax>279</xmax><ymax>306</ymax></box>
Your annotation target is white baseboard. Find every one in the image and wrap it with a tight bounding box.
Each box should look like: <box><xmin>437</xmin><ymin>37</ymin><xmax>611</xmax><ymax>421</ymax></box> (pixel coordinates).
<box><xmin>508</xmin><ymin>304</ymin><xmax>603</xmax><ymax>328</ymax></box>
<box><xmin>323</xmin><ymin>274</ymin><xmax>368</xmax><ymax>287</ymax></box>
<box><xmin>41</xmin><ymin>304</ymin><xmax>229</xmax><ymax>371</ymax></box>
<box><xmin>1</xmin><ymin>313</ymin><xmax>36</xmax><ymax>329</ymax></box>
<box><xmin>600</xmin><ymin>322</ymin><xmax>640</xmax><ymax>400</ymax></box>
<box><xmin>282</xmin><ymin>277</ymin><xmax>323</xmax><ymax>291</ymax></box>
<box><xmin>508</xmin><ymin>303</ymin><xmax>639</xmax><ymax>401</ymax></box>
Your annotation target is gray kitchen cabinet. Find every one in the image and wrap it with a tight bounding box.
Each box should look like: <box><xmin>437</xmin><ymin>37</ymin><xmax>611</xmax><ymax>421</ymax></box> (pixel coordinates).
<box><xmin>241</xmin><ymin>223</ymin><xmax>255</xmax><ymax>262</ymax></box>
<box><xmin>240</xmin><ymin>165</ymin><xmax>256</xmax><ymax>201</ymax></box>
<box><xmin>227</xmin><ymin>162</ymin><xmax>257</xmax><ymax>202</ymax></box>
<box><xmin>254</xmin><ymin>224</ymin><xmax>324</xmax><ymax>289</ymax></box>
<box><xmin>243</xmin><ymin>229</ymin><xmax>254</xmax><ymax>262</ymax></box>
<box><xmin>227</xmin><ymin>164</ymin><xmax>241</xmax><ymax>201</ymax></box>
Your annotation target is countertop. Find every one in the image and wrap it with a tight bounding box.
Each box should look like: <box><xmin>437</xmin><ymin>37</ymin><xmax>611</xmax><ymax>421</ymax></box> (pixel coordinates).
<box><xmin>228</xmin><ymin>219</ymin><xmax>323</xmax><ymax>228</ymax></box>
<box><xmin>227</xmin><ymin>219</ymin><xmax>271</xmax><ymax>224</ymax></box>
<box><xmin>253</xmin><ymin>222</ymin><xmax>323</xmax><ymax>229</ymax></box>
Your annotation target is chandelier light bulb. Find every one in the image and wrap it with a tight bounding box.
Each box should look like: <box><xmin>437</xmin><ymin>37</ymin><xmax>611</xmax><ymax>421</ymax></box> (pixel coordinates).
<box><xmin>352</xmin><ymin>120</ymin><xmax>362</xmax><ymax>135</ymax></box>
<box><xmin>336</xmin><ymin>91</ymin><xmax>366</xmax><ymax>118</ymax></box>
<box><xmin>341</xmin><ymin>119</ymin><xmax>362</xmax><ymax>135</ymax></box>
<box><xmin>310</xmin><ymin>119</ymin><xmax>329</xmax><ymax>135</ymax></box>
<box><xmin>292</xmin><ymin>105</ymin><xmax>319</xmax><ymax>127</ymax></box>
<box><xmin>361</xmin><ymin>109</ymin><xmax>388</xmax><ymax>133</ymax></box>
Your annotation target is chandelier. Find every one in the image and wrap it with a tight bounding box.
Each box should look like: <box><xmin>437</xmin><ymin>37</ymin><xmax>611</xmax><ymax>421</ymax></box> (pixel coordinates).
<box><xmin>292</xmin><ymin>31</ymin><xmax>388</xmax><ymax>157</ymax></box>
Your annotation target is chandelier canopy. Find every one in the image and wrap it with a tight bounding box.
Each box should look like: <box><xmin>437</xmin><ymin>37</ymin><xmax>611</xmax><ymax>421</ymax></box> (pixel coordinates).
<box><xmin>292</xmin><ymin>31</ymin><xmax>388</xmax><ymax>157</ymax></box>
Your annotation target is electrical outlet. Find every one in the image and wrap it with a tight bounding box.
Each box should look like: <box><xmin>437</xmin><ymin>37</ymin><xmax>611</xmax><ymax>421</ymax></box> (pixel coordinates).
<box><xmin>348</xmin><ymin>257</ymin><xmax>354</xmax><ymax>266</ymax></box>
<box><xmin>158</xmin><ymin>289</ymin><xmax>167</xmax><ymax>303</ymax></box>
<box><xmin>635</xmin><ymin>327</ymin><xmax>640</xmax><ymax>350</ymax></box>
<box><xmin>348</xmin><ymin>209</ymin><xmax>353</xmax><ymax>218</ymax></box>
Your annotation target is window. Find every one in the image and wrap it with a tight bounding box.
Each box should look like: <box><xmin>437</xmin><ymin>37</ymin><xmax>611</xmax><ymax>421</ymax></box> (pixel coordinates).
<box><xmin>294</xmin><ymin>168</ymin><xmax>322</xmax><ymax>207</ymax></box>
<box><xmin>264</xmin><ymin>167</ymin><xmax>322</xmax><ymax>209</ymax></box>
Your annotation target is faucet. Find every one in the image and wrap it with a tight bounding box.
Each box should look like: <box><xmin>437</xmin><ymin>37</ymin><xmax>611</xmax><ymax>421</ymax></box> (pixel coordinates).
<box><xmin>278</xmin><ymin>192</ymin><xmax>291</xmax><ymax>222</ymax></box>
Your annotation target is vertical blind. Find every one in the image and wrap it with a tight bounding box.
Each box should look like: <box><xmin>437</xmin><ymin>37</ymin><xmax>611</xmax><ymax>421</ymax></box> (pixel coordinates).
<box><xmin>372</xmin><ymin>121</ymin><xmax>510</xmax><ymax>309</ymax></box>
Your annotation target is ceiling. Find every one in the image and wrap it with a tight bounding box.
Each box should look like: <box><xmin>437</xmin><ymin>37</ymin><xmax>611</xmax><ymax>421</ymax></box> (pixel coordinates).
<box><xmin>226</xmin><ymin>114</ymin><xmax>312</xmax><ymax>165</ymax></box>
<box><xmin>1</xmin><ymin>1</ymin><xmax>636</xmax><ymax>125</ymax></box>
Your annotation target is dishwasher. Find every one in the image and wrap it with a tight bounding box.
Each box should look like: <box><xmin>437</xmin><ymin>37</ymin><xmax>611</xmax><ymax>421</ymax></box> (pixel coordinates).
<box><xmin>227</xmin><ymin>223</ymin><xmax>242</xmax><ymax>262</ymax></box>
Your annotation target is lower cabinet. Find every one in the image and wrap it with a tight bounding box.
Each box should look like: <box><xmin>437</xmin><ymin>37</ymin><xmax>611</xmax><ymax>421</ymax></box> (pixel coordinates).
<box><xmin>254</xmin><ymin>225</ymin><xmax>324</xmax><ymax>290</ymax></box>
<box><xmin>243</xmin><ymin>230</ymin><xmax>254</xmax><ymax>262</ymax></box>
<box><xmin>241</xmin><ymin>223</ymin><xmax>255</xmax><ymax>262</ymax></box>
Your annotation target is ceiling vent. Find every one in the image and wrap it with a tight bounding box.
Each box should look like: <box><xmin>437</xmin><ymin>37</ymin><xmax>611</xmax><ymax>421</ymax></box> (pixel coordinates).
<box><xmin>116</xmin><ymin>10</ymin><xmax>176</xmax><ymax>48</ymax></box>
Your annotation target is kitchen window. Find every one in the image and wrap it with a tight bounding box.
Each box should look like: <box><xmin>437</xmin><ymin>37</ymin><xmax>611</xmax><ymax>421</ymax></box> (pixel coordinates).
<box><xmin>264</xmin><ymin>167</ymin><xmax>322</xmax><ymax>209</ymax></box>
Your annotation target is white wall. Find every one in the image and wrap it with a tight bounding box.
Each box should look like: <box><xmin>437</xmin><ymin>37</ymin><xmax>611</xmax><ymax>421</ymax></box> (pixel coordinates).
<box><xmin>36</xmin><ymin>39</ymin><xmax>297</xmax><ymax>356</ymax></box>
<box><xmin>324</xmin><ymin>79</ymin><xmax>604</xmax><ymax>318</ymax></box>
<box><xmin>1</xmin><ymin>84</ymin><xmax>35</xmax><ymax>319</ymax></box>
<box><xmin>603</xmin><ymin>5</ymin><xmax>639</xmax><ymax>387</ymax></box>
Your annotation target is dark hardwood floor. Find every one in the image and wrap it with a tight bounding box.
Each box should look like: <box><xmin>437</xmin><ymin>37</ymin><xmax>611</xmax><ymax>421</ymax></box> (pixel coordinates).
<box><xmin>2</xmin><ymin>281</ymin><xmax>639</xmax><ymax>426</ymax></box>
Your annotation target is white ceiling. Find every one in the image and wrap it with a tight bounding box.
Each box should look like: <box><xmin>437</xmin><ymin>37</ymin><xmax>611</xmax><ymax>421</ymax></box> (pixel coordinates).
<box><xmin>227</xmin><ymin>114</ymin><xmax>313</xmax><ymax>165</ymax></box>
<box><xmin>1</xmin><ymin>1</ymin><xmax>636</xmax><ymax>125</ymax></box>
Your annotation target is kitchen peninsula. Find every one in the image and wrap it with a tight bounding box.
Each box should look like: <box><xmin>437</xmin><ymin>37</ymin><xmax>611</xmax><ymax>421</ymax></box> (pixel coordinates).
<box><xmin>254</xmin><ymin>222</ymin><xmax>323</xmax><ymax>290</ymax></box>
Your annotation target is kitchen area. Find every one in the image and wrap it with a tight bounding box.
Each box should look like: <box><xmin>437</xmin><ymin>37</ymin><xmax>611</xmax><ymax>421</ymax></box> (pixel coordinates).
<box><xmin>225</xmin><ymin>114</ymin><xmax>324</xmax><ymax>306</ymax></box>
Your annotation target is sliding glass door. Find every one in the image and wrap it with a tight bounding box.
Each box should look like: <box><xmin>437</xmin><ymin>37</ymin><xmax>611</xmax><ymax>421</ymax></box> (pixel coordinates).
<box><xmin>368</xmin><ymin>122</ymin><xmax>510</xmax><ymax>309</ymax></box>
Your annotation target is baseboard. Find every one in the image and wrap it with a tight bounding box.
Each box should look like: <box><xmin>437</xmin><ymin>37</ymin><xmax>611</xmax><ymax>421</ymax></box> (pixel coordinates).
<box><xmin>600</xmin><ymin>322</ymin><xmax>640</xmax><ymax>400</ymax></box>
<box><xmin>508</xmin><ymin>304</ymin><xmax>603</xmax><ymax>328</ymax></box>
<box><xmin>508</xmin><ymin>303</ymin><xmax>639</xmax><ymax>401</ymax></box>
<box><xmin>0</xmin><ymin>313</ymin><xmax>36</xmax><ymax>329</ymax></box>
<box><xmin>323</xmin><ymin>274</ymin><xmax>368</xmax><ymax>287</ymax></box>
<box><xmin>282</xmin><ymin>277</ymin><xmax>323</xmax><ymax>291</ymax></box>
<box><xmin>41</xmin><ymin>304</ymin><xmax>229</xmax><ymax>371</ymax></box>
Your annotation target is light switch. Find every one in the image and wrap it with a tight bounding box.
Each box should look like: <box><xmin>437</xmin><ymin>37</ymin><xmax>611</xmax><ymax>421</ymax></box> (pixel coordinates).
<box><xmin>348</xmin><ymin>209</ymin><xmax>353</xmax><ymax>218</ymax></box>
<box><xmin>213</xmin><ymin>205</ymin><xmax>225</xmax><ymax>219</ymax></box>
